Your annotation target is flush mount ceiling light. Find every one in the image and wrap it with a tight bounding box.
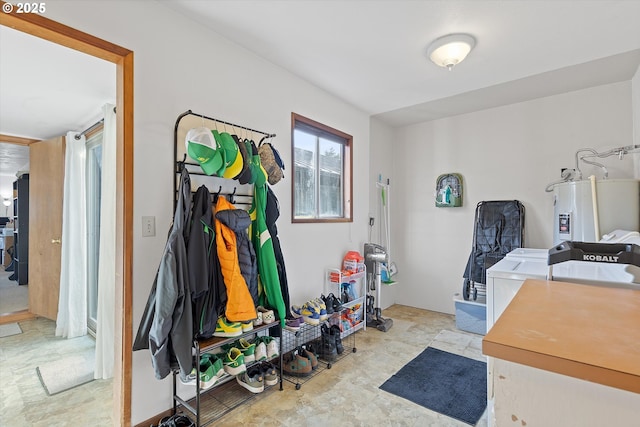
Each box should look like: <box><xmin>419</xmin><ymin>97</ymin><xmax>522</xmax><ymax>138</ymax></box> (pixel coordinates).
<box><xmin>427</xmin><ymin>33</ymin><xmax>476</xmax><ymax>71</ymax></box>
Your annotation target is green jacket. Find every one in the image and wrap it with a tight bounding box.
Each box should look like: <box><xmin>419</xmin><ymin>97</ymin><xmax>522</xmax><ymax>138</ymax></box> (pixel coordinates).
<box><xmin>250</xmin><ymin>183</ymin><xmax>286</xmax><ymax>326</ymax></box>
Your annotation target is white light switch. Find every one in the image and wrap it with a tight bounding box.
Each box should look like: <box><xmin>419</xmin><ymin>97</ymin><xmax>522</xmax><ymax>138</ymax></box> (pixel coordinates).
<box><xmin>142</xmin><ymin>216</ymin><xmax>156</xmax><ymax>237</ymax></box>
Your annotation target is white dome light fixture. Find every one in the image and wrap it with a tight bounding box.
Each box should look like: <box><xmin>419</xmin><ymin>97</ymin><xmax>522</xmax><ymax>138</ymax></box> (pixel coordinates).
<box><xmin>427</xmin><ymin>33</ymin><xmax>476</xmax><ymax>71</ymax></box>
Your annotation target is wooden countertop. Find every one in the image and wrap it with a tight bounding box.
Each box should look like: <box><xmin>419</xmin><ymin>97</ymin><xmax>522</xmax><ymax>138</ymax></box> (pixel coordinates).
<box><xmin>483</xmin><ymin>278</ymin><xmax>640</xmax><ymax>394</ymax></box>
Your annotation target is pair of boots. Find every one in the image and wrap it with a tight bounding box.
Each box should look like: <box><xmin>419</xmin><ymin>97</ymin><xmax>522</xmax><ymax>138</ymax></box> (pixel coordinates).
<box><xmin>319</xmin><ymin>324</ymin><xmax>344</xmax><ymax>362</ymax></box>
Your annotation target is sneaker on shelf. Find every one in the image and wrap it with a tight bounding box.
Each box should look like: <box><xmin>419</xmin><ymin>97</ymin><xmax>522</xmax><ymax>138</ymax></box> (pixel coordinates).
<box><xmin>201</xmin><ymin>353</ymin><xmax>225</xmax><ymax>378</ymax></box>
<box><xmin>261</xmin><ymin>336</ymin><xmax>280</xmax><ymax>359</ymax></box>
<box><xmin>236</xmin><ymin>364</ymin><xmax>264</xmax><ymax>394</ymax></box>
<box><xmin>253</xmin><ymin>337</ymin><xmax>268</xmax><ymax>361</ymax></box>
<box><xmin>241</xmin><ymin>321</ymin><xmax>254</xmax><ymax>332</ymax></box>
<box><xmin>253</xmin><ymin>311</ymin><xmax>264</xmax><ymax>327</ymax></box>
<box><xmin>330</xmin><ymin>324</ymin><xmax>345</xmax><ymax>355</ymax></box>
<box><xmin>198</xmin><ymin>358</ymin><xmax>217</xmax><ymax>390</ymax></box>
<box><xmin>320</xmin><ymin>294</ymin><xmax>334</xmax><ymax>315</ymax></box>
<box><xmin>237</xmin><ymin>338</ymin><xmax>256</xmax><ymax>363</ymax></box>
<box><xmin>282</xmin><ymin>351</ymin><xmax>312</xmax><ymax>377</ymax></box>
<box><xmin>260</xmin><ymin>361</ymin><xmax>279</xmax><ymax>386</ymax></box>
<box><xmin>222</xmin><ymin>347</ymin><xmax>246</xmax><ymax>376</ymax></box>
<box><xmin>213</xmin><ymin>316</ymin><xmax>243</xmax><ymax>338</ymax></box>
<box><xmin>300</xmin><ymin>345</ymin><xmax>318</xmax><ymax>370</ymax></box>
<box><xmin>292</xmin><ymin>303</ymin><xmax>320</xmax><ymax>325</ymax></box>
<box><xmin>284</xmin><ymin>317</ymin><xmax>303</xmax><ymax>332</ymax></box>
<box><xmin>326</xmin><ymin>293</ymin><xmax>343</xmax><ymax>313</ymax></box>
<box><xmin>309</xmin><ymin>299</ymin><xmax>328</xmax><ymax>321</ymax></box>
<box><xmin>179</xmin><ymin>367</ymin><xmax>198</xmax><ymax>386</ymax></box>
<box><xmin>257</xmin><ymin>306</ymin><xmax>276</xmax><ymax>324</ymax></box>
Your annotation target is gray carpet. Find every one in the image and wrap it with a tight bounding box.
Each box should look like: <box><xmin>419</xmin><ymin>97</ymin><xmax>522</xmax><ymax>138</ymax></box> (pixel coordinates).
<box><xmin>380</xmin><ymin>346</ymin><xmax>487</xmax><ymax>425</ymax></box>
<box><xmin>0</xmin><ymin>322</ymin><xmax>22</xmax><ymax>337</ymax></box>
<box><xmin>36</xmin><ymin>351</ymin><xmax>95</xmax><ymax>395</ymax></box>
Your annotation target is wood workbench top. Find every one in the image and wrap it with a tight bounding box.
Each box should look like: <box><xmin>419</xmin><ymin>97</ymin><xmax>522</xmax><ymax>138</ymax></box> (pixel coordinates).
<box><xmin>482</xmin><ymin>278</ymin><xmax>640</xmax><ymax>394</ymax></box>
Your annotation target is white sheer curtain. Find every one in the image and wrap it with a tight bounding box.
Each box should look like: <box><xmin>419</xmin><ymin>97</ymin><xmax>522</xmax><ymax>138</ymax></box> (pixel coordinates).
<box><xmin>55</xmin><ymin>132</ymin><xmax>88</xmax><ymax>338</ymax></box>
<box><xmin>95</xmin><ymin>103</ymin><xmax>116</xmax><ymax>379</ymax></box>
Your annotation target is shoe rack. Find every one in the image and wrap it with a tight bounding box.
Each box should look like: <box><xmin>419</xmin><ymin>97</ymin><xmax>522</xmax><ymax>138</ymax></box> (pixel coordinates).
<box><xmin>171</xmin><ymin>322</ymin><xmax>283</xmax><ymax>427</ymax></box>
<box><xmin>280</xmin><ymin>319</ymin><xmax>356</xmax><ymax>390</ymax></box>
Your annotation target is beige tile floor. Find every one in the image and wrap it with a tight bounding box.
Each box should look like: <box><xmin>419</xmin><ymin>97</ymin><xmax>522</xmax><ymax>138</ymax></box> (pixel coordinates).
<box><xmin>213</xmin><ymin>304</ymin><xmax>487</xmax><ymax>427</ymax></box>
<box><xmin>0</xmin><ymin>317</ymin><xmax>113</xmax><ymax>427</ymax></box>
<box><xmin>1</xmin><ymin>305</ymin><xmax>486</xmax><ymax>426</ymax></box>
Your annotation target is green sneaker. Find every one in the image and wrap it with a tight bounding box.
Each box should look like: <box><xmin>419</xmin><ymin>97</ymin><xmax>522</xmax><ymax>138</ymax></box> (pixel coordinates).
<box><xmin>213</xmin><ymin>316</ymin><xmax>243</xmax><ymax>338</ymax></box>
<box><xmin>237</xmin><ymin>338</ymin><xmax>256</xmax><ymax>363</ymax></box>
<box><xmin>199</xmin><ymin>358</ymin><xmax>217</xmax><ymax>390</ymax></box>
<box><xmin>223</xmin><ymin>347</ymin><xmax>246</xmax><ymax>376</ymax></box>
<box><xmin>202</xmin><ymin>353</ymin><xmax>225</xmax><ymax>378</ymax></box>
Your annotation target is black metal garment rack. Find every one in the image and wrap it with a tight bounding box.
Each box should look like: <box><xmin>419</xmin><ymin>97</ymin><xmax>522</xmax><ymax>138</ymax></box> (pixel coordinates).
<box><xmin>171</xmin><ymin>110</ymin><xmax>283</xmax><ymax>427</ymax></box>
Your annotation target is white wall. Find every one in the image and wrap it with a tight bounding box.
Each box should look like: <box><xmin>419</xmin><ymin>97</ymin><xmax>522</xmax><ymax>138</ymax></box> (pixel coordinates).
<box><xmin>368</xmin><ymin>118</ymin><xmax>399</xmax><ymax>308</ymax></box>
<box><xmin>388</xmin><ymin>82</ymin><xmax>635</xmax><ymax>315</ymax></box>
<box><xmin>45</xmin><ymin>2</ymin><xmax>370</xmax><ymax>424</ymax></box>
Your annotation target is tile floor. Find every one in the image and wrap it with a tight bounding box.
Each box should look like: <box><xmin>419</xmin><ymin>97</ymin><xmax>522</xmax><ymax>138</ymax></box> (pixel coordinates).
<box><xmin>0</xmin><ymin>317</ymin><xmax>113</xmax><ymax>426</ymax></box>
<box><xmin>1</xmin><ymin>305</ymin><xmax>486</xmax><ymax>426</ymax></box>
<box><xmin>213</xmin><ymin>304</ymin><xmax>487</xmax><ymax>427</ymax></box>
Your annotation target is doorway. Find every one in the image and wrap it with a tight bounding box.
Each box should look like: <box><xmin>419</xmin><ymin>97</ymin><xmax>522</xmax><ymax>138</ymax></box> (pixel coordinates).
<box><xmin>0</xmin><ymin>9</ymin><xmax>133</xmax><ymax>427</ymax></box>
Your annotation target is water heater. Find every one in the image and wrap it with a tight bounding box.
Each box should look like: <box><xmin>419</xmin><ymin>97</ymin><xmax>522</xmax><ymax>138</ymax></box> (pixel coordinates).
<box><xmin>553</xmin><ymin>179</ymin><xmax>640</xmax><ymax>244</ymax></box>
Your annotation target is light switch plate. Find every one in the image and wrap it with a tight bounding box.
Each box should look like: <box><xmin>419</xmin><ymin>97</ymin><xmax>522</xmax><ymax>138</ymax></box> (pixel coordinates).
<box><xmin>142</xmin><ymin>216</ymin><xmax>156</xmax><ymax>237</ymax></box>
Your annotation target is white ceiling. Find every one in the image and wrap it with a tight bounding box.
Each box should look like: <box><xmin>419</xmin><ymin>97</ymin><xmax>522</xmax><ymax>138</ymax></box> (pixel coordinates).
<box><xmin>162</xmin><ymin>0</ymin><xmax>640</xmax><ymax>126</ymax></box>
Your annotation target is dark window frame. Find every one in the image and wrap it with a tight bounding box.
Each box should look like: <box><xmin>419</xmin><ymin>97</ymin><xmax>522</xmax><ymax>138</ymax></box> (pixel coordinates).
<box><xmin>291</xmin><ymin>113</ymin><xmax>353</xmax><ymax>223</ymax></box>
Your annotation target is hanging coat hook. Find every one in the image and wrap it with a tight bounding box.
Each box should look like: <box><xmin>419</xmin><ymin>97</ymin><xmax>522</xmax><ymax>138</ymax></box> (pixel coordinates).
<box><xmin>228</xmin><ymin>187</ymin><xmax>237</xmax><ymax>203</ymax></box>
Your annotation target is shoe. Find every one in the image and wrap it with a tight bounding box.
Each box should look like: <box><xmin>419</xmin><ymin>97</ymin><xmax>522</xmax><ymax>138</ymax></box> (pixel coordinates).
<box><xmin>330</xmin><ymin>324</ymin><xmax>344</xmax><ymax>355</ymax></box>
<box><xmin>253</xmin><ymin>311</ymin><xmax>264</xmax><ymax>327</ymax></box>
<box><xmin>198</xmin><ymin>358</ymin><xmax>217</xmax><ymax>390</ymax></box>
<box><xmin>319</xmin><ymin>324</ymin><xmax>337</xmax><ymax>362</ymax></box>
<box><xmin>260</xmin><ymin>361</ymin><xmax>279</xmax><ymax>386</ymax></box>
<box><xmin>309</xmin><ymin>299</ymin><xmax>328</xmax><ymax>321</ymax></box>
<box><xmin>201</xmin><ymin>353</ymin><xmax>225</xmax><ymax>378</ymax></box>
<box><xmin>241</xmin><ymin>321</ymin><xmax>254</xmax><ymax>332</ymax></box>
<box><xmin>179</xmin><ymin>367</ymin><xmax>198</xmax><ymax>386</ymax></box>
<box><xmin>284</xmin><ymin>317</ymin><xmax>303</xmax><ymax>332</ymax></box>
<box><xmin>223</xmin><ymin>348</ymin><xmax>246</xmax><ymax>376</ymax></box>
<box><xmin>292</xmin><ymin>303</ymin><xmax>320</xmax><ymax>325</ymax></box>
<box><xmin>254</xmin><ymin>338</ymin><xmax>268</xmax><ymax>361</ymax></box>
<box><xmin>300</xmin><ymin>345</ymin><xmax>318</xmax><ymax>370</ymax></box>
<box><xmin>282</xmin><ymin>352</ymin><xmax>312</xmax><ymax>377</ymax></box>
<box><xmin>237</xmin><ymin>338</ymin><xmax>256</xmax><ymax>363</ymax></box>
<box><xmin>261</xmin><ymin>336</ymin><xmax>279</xmax><ymax>359</ymax></box>
<box><xmin>213</xmin><ymin>316</ymin><xmax>242</xmax><ymax>338</ymax></box>
<box><xmin>325</xmin><ymin>293</ymin><xmax>342</xmax><ymax>313</ymax></box>
<box><xmin>236</xmin><ymin>365</ymin><xmax>264</xmax><ymax>394</ymax></box>
<box><xmin>257</xmin><ymin>306</ymin><xmax>276</xmax><ymax>324</ymax></box>
<box><xmin>320</xmin><ymin>294</ymin><xmax>334</xmax><ymax>315</ymax></box>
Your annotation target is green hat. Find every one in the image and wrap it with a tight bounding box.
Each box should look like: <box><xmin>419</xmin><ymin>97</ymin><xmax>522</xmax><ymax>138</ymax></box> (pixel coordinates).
<box><xmin>220</xmin><ymin>132</ymin><xmax>243</xmax><ymax>179</ymax></box>
<box><xmin>185</xmin><ymin>127</ymin><xmax>223</xmax><ymax>176</ymax></box>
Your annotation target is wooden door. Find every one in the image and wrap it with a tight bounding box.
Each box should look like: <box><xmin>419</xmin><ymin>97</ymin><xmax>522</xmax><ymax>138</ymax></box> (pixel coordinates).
<box><xmin>29</xmin><ymin>135</ymin><xmax>65</xmax><ymax>320</ymax></box>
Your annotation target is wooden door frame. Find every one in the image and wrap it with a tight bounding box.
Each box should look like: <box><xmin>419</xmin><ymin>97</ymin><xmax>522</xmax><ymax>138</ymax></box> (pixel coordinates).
<box><xmin>0</xmin><ymin>4</ymin><xmax>134</xmax><ymax>426</ymax></box>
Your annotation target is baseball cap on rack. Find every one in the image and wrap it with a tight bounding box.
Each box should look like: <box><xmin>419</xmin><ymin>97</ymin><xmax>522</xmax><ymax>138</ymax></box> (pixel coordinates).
<box><xmin>185</xmin><ymin>127</ymin><xmax>224</xmax><ymax>176</ymax></box>
<box><xmin>234</xmin><ymin>135</ymin><xmax>252</xmax><ymax>184</ymax></box>
<box><xmin>219</xmin><ymin>132</ymin><xmax>244</xmax><ymax>179</ymax></box>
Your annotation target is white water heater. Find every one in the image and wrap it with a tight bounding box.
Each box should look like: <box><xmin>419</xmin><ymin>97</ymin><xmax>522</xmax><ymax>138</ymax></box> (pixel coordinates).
<box><xmin>553</xmin><ymin>179</ymin><xmax>640</xmax><ymax>244</ymax></box>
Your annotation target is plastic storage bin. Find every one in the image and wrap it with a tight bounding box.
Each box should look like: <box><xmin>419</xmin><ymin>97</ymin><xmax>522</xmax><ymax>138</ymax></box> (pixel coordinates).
<box><xmin>453</xmin><ymin>293</ymin><xmax>486</xmax><ymax>335</ymax></box>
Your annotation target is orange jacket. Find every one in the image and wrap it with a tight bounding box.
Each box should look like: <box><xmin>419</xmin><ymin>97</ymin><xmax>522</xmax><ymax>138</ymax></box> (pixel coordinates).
<box><xmin>214</xmin><ymin>197</ymin><xmax>256</xmax><ymax>322</ymax></box>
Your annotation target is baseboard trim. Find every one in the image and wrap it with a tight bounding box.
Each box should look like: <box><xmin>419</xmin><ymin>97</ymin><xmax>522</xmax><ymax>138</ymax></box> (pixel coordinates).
<box><xmin>0</xmin><ymin>310</ymin><xmax>36</xmax><ymax>325</ymax></box>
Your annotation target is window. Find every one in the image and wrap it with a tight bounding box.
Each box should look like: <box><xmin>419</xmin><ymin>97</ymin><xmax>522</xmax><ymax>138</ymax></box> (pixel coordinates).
<box><xmin>86</xmin><ymin>131</ymin><xmax>103</xmax><ymax>335</ymax></box>
<box><xmin>291</xmin><ymin>113</ymin><xmax>352</xmax><ymax>222</ymax></box>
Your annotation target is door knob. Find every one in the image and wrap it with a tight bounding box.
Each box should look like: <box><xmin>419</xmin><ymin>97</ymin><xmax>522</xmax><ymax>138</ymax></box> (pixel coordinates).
<box><xmin>51</xmin><ymin>238</ymin><xmax>61</xmax><ymax>244</ymax></box>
